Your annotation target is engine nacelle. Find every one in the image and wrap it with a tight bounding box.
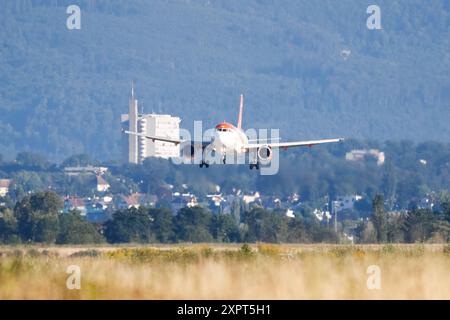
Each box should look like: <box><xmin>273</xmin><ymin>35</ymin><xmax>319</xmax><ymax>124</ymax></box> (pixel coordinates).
<box><xmin>257</xmin><ymin>145</ymin><xmax>272</xmax><ymax>161</ymax></box>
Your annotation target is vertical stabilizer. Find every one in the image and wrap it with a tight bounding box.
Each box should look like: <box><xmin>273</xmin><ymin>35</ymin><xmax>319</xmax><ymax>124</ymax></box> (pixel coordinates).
<box><xmin>237</xmin><ymin>94</ymin><xmax>244</xmax><ymax>130</ymax></box>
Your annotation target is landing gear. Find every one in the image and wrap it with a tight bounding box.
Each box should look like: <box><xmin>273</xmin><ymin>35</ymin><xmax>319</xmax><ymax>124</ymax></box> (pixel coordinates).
<box><xmin>249</xmin><ymin>163</ymin><xmax>260</xmax><ymax>170</ymax></box>
<box><xmin>199</xmin><ymin>161</ymin><xmax>209</xmax><ymax>168</ymax></box>
<box><xmin>249</xmin><ymin>151</ymin><xmax>260</xmax><ymax>170</ymax></box>
<box><xmin>222</xmin><ymin>155</ymin><xmax>226</xmax><ymax>164</ymax></box>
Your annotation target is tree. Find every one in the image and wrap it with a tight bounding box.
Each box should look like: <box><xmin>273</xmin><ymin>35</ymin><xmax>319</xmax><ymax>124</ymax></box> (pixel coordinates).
<box><xmin>243</xmin><ymin>208</ymin><xmax>288</xmax><ymax>243</ymax></box>
<box><xmin>141</xmin><ymin>158</ymin><xmax>170</xmax><ymax>194</ymax></box>
<box><xmin>174</xmin><ymin>207</ymin><xmax>213</xmax><ymax>242</ymax></box>
<box><xmin>242</xmin><ymin>208</ymin><xmax>267</xmax><ymax>242</ymax></box>
<box><xmin>403</xmin><ymin>209</ymin><xmax>436</xmax><ymax>243</ymax></box>
<box><xmin>354</xmin><ymin>198</ymin><xmax>372</xmax><ymax>215</ymax></box>
<box><xmin>286</xmin><ymin>217</ymin><xmax>310</xmax><ymax>243</ymax></box>
<box><xmin>310</xmin><ymin>224</ymin><xmax>340</xmax><ymax>243</ymax></box>
<box><xmin>15</xmin><ymin>152</ymin><xmax>49</xmax><ymax>171</ymax></box>
<box><xmin>14</xmin><ymin>191</ymin><xmax>62</xmax><ymax>243</ymax></box>
<box><xmin>356</xmin><ymin>220</ymin><xmax>378</xmax><ymax>244</ymax></box>
<box><xmin>61</xmin><ymin>154</ymin><xmax>93</xmax><ymax>168</ymax></box>
<box><xmin>57</xmin><ymin>211</ymin><xmax>104</xmax><ymax>244</ymax></box>
<box><xmin>382</xmin><ymin>162</ymin><xmax>398</xmax><ymax>210</ymax></box>
<box><xmin>442</xmin><ymin>201</ymin><xmax>450</xmax><ymax>223</ymax></box>
<box><xmin>231</xmin><ymin>197</ymin><xmax>242</xmax><ymax>225</ymax></box>
<box><xmin>429</xmin><ymin>218</ymin><xmax>450</xmax><ymax>243</ymax></box>
<box><xmin>386</xmin><ymin>214</ymin><xmax>406</xmax><ymax>243</ymax></box>
<box><xmin>0</xmin><ymin>208</ymin><xmax>19</xmax><ymax>243</ymax></box>
<box><xmin>34</xmin><ymin>215</ymin><xmax>59</xmax><ymax>243</ymax></box>
<box><xmin>149</xmin><ymin>208</ymin><xmax>174</xmax><ymax>243</ymax></box>
<box><xmin>104</xmin><ymin>208</ymin><xmax>153</xmax><ymax>243</ymax></box>
<box><xmin>371</xmin><ymin>194</ymin><xmax>387</xmax><ymax>243</ymax></box>
<box><xmin>210</xmin><ymin>214</ymin><xmax>240</xmax><ymax>242</ymax></box>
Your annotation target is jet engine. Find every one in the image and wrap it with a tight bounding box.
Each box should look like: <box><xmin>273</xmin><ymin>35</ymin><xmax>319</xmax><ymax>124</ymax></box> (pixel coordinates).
<box><xmin>257</xmin><ymin>145</ymin><xmax>273</xmax><ymax>161</ymax></box>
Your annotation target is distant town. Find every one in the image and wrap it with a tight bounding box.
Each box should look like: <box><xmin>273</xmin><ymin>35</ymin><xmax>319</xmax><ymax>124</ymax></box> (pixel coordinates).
<box><xmin>0</xmin><ymin>136</ymin><xmax>449</xmax><ymax>245</ymax></box>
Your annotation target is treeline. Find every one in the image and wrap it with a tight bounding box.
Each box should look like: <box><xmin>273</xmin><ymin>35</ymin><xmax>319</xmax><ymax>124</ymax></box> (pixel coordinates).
<box><xmin>0</xmin><ymin>191</ymin><xmax>337</xmax><ymax>244</ymax></box>
<box><xmin>0</xmin><ymin>192</ymin><xmax>103</xmax><ymax>244</ymax></box>
<box><xmin>356</xmin><ymin>195</ymin><xmax>450</xmax><ymax>243</ymax></box>
<box><xmin>1</xmin><ymin>191</ymin><xmax>450</xmax><ymax>244</ymax></box>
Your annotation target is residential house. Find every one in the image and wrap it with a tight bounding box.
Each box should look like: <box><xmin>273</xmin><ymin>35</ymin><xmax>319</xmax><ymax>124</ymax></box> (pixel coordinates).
<box><xmin>117</xmin><ymin>193</ymin><xmax>157</xmax><ymax>210</ymax></box>
<box><xmin>64</xmin><ymin>196</ymin><xmax>87</xmax><ymax>216</ymax></box>
<box><xmin>242</xmin><ymin>191</ymin><xmax>260</xmax><ymax>204</ymax></box>
<box><xmin>418</xmin><ymin>195</ymin><xmax>435</xmax><ymax>210</ymax></box>
<box><xmin>96</xmin><ymin>175</ymin><xmax>110</xmax><ymax>192</ymax></box>
<box><xmin>207</xmin><ymin>193</ymin><xmax>226</xmax><ymax>213</ymax></box>
<box><xmin>285</xmin><ymin>209</ymin><xmax>295</xmax><ymax>218</ymax></box>
<box><xmin>84</xmin><ymin>198</ymin><xmax>111</xmax><ymax>223</ymax></box>
<box><xmin>171</xmin><ymin>192</ymin><xmax>198</xmax><ymax>213</ymax></box>
<box><xmin>0</xmin><ymin>179</ymin><xmax>11</xmax><ymax>197</ymax></box>
<box><xmin>345</xmin><ymin>149</ymin><xmax>385</xmax><ymax>166</ymax></box>
<box><xmin>332</xmin><ymin>195</ymin><xmax>363</xmax><ymax>213</ymax></box>
<box><xmin>64</xmin><ymin>165</ymin><xmax>108</xmax><ymax>176</ymax></box>
<box><xmin>242</xmin><ymin>191</ymin><xmax>262</xmax><ymax>208</ymax></box>
<box><xmin>260</xmin><ymin>195</ymin><xmax>285</xmax><ymax>209</ymax></box>
<box><xmin>313</xmin><ymin>208</ymin><xmax>332</xmax><ymax>222</ymax></box>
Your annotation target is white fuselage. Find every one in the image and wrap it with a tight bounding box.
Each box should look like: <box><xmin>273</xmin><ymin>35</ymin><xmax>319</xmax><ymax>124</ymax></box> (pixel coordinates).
<box><xmin>213</xmin><ymin>125</ymin><xmax>248</xmax><ymax>154</ymax></box>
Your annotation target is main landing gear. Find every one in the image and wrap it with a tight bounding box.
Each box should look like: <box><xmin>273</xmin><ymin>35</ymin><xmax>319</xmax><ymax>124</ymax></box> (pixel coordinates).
<box><xmin>249</xmin><ymin>163</ymin><xmax>260</xmax><ymax>170</ymax></box>
<box><xmin>199</xmin><ymin>161</ymin><xmax>209</xmax><ymax>168</ymax></box>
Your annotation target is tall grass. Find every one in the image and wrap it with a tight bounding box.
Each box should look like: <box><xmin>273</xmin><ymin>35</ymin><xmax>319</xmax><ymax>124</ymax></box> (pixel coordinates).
<box><xmin>0</xmin><ymin>244</ymin><xmax>449</xmax><ymax>299</ymax></box>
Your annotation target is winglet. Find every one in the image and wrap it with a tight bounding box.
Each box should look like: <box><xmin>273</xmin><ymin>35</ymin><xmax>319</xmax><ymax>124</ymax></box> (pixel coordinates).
<box><xmin>237</xmin><ymin>94</ymin><xmax>244</xmax><ymax>130</ymax></box>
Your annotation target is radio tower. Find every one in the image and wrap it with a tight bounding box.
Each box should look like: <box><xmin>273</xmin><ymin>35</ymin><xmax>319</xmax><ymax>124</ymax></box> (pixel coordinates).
<box><xmin>128</xmin><ymin>81</ymin><xmax>138</xmax><ymax>164</ymax></box>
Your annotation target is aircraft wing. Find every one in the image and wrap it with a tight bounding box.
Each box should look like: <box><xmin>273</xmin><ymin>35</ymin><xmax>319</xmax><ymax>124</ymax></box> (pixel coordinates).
<box><xmin>123</xmin><ymin>130</ymin><xmax>183</xmax><ymax>145</ymax></box>
<box><xmin>244</xmin><ymin>138</ymin><xmax>344</xmax><ymax>150</ymax></box>
<box><xmin>123</xmin><ymin>130</ymin><xmax>210</xmax><ymax>150</ymax></box>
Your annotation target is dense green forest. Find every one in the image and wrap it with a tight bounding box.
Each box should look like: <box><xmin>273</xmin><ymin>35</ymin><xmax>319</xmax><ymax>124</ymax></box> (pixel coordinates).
<box><xmin>0</xmin><ymin>0</ymin><xmax>449</xmax><ymax>161</ymax></box>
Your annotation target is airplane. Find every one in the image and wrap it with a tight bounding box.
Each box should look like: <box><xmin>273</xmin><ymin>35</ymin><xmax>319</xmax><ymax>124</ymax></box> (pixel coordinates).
<box><xmin>124</xmin><ymin>94</ymin><xmax>344</xmax><ymax>170</ymax></box>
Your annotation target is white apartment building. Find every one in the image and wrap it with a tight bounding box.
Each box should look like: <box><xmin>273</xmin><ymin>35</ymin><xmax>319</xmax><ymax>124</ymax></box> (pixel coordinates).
<box><xmin>121</xmin><ymin>84</ymin><xmax>181</xmax><ymax>163</ymax></box>
<box><xmin>345</xmin><ymin>149</ymin><xmax>385</xmax><ymax>166</ymax></box>
<box><xmin>138</xmin><ymin>114</ymin><xmax>181</xmax><ymax>162</ymax></box>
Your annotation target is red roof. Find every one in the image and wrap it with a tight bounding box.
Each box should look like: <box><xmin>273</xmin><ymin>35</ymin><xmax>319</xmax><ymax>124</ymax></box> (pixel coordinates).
<box><xmin>96</xmin><ymin>175</ymin><xmax>109</xmax><ymax>186</ymax></box>
<box><xmin>123</xmin><ymin>193</ymin><xmax>142</xmax><ymax>206</ymax></box>
<box><xmin>0</xmin><ymin>179</ymin><xmax>11</xmax><ymax>188</ymax></box>
<box><xmin>66</xmin><ymin>196</ymin><xmax>85</xmax><ymax>208</ymax></box>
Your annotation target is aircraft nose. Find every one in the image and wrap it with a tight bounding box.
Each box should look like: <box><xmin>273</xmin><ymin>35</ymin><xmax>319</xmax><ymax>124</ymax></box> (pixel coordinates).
<box><xmin>215</xmin><ymin>132</ymin><xmax>226</xmax><ymax>146</ymax></box>
<box><xmin>217</xmin><ymin>133</ymin><xmax>226</xmax><ymax>145</ymax></box>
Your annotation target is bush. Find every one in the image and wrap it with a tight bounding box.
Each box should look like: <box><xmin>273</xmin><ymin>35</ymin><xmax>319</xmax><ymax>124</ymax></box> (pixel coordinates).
<box><xmin>70</xmin><ymin>250</ymin><xmax>103</xmax><ymax>258</ymax></box>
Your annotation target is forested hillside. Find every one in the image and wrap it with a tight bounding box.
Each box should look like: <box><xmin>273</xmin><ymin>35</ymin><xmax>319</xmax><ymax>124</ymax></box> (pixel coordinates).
<box><xmin>0</xmin><ymin>0</ymin><xmax>449</xmax><ymax>161</ymax></box>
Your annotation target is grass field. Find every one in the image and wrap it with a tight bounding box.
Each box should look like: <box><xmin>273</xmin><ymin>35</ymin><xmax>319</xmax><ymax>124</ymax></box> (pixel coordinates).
<box><xmin>1</xmin><ymin>244</ymin><xmax>450</xmax><ymax>299</ymax></box>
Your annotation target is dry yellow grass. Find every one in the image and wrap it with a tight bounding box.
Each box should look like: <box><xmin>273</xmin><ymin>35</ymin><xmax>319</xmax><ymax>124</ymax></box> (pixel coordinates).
<box><xmin>1</xmin><ymin>244</ymin><xmax>450</xmax><ymax>299</ymax></box>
